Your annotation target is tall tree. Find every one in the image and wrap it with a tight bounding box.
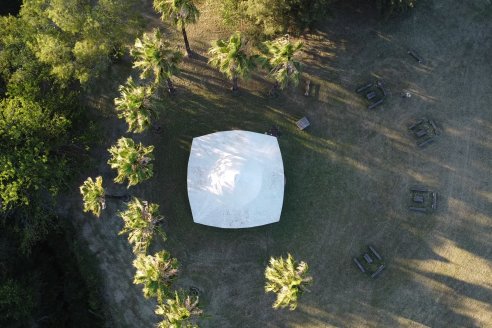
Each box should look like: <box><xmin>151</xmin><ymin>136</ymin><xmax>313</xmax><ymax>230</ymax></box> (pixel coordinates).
<box><xmin>131</xmin><ymin>29</ymin><xmax>182</xmax><ymax>94</ymax></box>
<box><xmin>261</xmin><ymin>36</ymin><xmax>303</xmax><ymax>91</ymax></box>
<box><xmin>107</xmin><ymin>137</ymin><xmax>154</xmax><ymax>188</ymax></box>
<box><xmin>208</xmin><ymin>32</ymin><xmax>255</xmax><ymax>92</ymax></box>
<box><xmin>155</xmin><ymin>290</ymin><xmax>203</xmax><ymax>328</ymax></box>
<box><xmin>153</xmin><ymin>0</ymin><xmax>200</xmax><ymax>57</ymax></box>
<box><xmin>21</xmin><ymin>0</ymin><xmax>142</xmax><ymax>84</ymax></box>
<box><xmin>79</xmin><ymin>176</ymin><xmax>106</xmax><ymax>217</ymax></box>
<box><xmin>118</xmin><ymin>197</ymin><xmax>166</xmax><ymax>254</ymax></box>
<box><xmin>114</xmin><ymin>77</ymin><xmax>155</xmax><ymax>133</ymax></box>
<box><xmin>264</xmin><ymin>253</ymin><xmax>312</xmax><ymax>310</ymax></box>
<box><xmin>133</xmin><ymin>251</ymin><xmax>179</xmax><ymax>303</ymax></box>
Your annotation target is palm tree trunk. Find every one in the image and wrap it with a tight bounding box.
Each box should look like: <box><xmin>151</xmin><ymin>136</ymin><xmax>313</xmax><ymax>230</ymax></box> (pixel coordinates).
<box><xmin>232</xmin><ymin>76</ymin><xmax>239</xmax><ymax>92</ymax></box>
<box><xmin>182</xmin><ymin>25</ymin><xmax>192</xmax><ymax>57</ymax></box>
<box><xmin>166</xmin><ymin>78</ymin><xmax>175</xmax><ymax>95</ymax></box>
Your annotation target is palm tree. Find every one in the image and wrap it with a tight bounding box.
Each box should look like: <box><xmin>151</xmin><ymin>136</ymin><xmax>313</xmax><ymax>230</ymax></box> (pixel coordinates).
<box><xmin>80</xmin><ymin>176</ymin><xmax>106</xmax><ymax>217</ymax></box>
<box><xmin>107</xmin><ymin>137</ymin><xmax>154</xmax><ymax>188</ymax></box>
<box><xmin>264</xmin><ymin>253</ymin><xmax>312</xmax><ymax>311</ymax></box>
<box><xmin>155</xmin><ymin>290</ymin><xmax>203</xmax><ymax>328</ymax></box>
<box><xmin>153</xmin><ymin>0</ymin><xmax>200</xmax><ymax>57</ymax></box>
<box><xmin>131</xmin><ymin>29</ymin><xmax>182</xmax><ymax>94</ymax></box>
<box><xmin>118</xmin><ymin>197</ymin><xmax>166</xmax><ymax>254</ymax></box>
<box><xmin>208</xmin><ymin>32</ymin><xmax>256</xmax><ymax>92</ymax></box>
<box><xmin>133</xmin><ymin>251</ymin><xmax>179</xmax><ymax>303</ymax></box>
<box><xmin>261</xmin><ymin>36</ymin><xmax>303</xmax><ymax>91</ymax></box>
<box><xmin>114</xmin><ymin>77</ymin><xmax>155</xmax><ymax>133</ymax></box>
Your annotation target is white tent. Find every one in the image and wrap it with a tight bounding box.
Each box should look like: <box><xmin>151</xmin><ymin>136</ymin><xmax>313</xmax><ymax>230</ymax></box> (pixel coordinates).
<box><xmin>187</xmin><ymin>130</ymin><xmax>285</xmax><ymax>228</ymax></box>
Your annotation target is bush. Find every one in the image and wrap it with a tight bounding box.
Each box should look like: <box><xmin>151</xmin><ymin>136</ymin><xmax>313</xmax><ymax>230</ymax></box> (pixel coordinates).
<box><xmin>241</xmin><ymin>0</ymin><xmax>331</xmax><ymax>36</ymax></box>
<box><xmin>0</xmin><ymin>279</ymin><xmax>34</xmax><ymax>325</ymax></box>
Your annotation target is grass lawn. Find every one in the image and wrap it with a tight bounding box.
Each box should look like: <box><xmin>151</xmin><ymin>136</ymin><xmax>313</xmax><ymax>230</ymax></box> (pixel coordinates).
<box><xmin>70</xmin><ymin>1</ymin><xmax>492</xmax><ymax>327</ymax></box>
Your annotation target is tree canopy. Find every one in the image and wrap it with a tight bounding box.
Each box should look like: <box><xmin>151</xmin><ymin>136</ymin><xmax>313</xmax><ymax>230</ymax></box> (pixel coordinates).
<box><xmin>265</xmin><ymin>254</ymin><xmax>312</xmax><ymax>310</ymax></box>
<box><xmin>133</xmin><ymin>251</ymin><xmax>179</xmax><ymax>303</ymax></box>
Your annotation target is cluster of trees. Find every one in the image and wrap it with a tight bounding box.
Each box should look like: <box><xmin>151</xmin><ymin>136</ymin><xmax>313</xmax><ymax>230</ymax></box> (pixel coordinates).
<box><xmin>208</xmin><ymin>33</ymin><xmax>303</xmax><ymax>93</ymax></box>
<box><xmin>220</xmin><ymin>0</ymin><xmax>418</xmax><ymax>35</ymax></box>
<box><xmin>220</xmin><ymin>0</ymin><xmax>331</xmax><ymax>35</ymax></box>
<box><xmin>0</xmin><ymin>0</ymin><xmax>143</xmax><ymax>325</ymax></box>
<box><xmin>80</xmin><ymin>3</ymin><xmax>207</xmax><ymax>326</ymax></box>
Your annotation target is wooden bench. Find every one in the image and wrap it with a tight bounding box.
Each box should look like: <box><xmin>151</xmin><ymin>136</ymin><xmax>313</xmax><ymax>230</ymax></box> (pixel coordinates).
<box><xmin>418</xmin><ymin>137</ymin><xmax>434</xmax><ymax>148</ymax></box>
<box><xmin>371</xmin><ymin>264</ymin><xmax>385</xmax><ymax>278</ymax></box>
<box><xmin>368</xmin><ymin>98</ymin><xmax>384</xmax><ymax>110</ymax></box>
<box><xmin>409</xmin><ymin>206</ymin><xmax>427</xmax><ymax>213</ymax></box>
<box><xmin>408</xmin><ymin>50</ymin><xmax>423</xmax><ymax>64</ymax></box>
<box><xmin>429</xmin><ymin>119</ymin><xmax>440</xmax><ymax>135</ymax></box>
<box><xmin>415</xmin><ymin>129</ymin><xmax>427</xmax><ymax>138</ymax></box>
<box><xmin>366</xmin><ymin>91</ymin><xmax>377</xmax><ymax>100</ymax></box>
<box><xmin>363</xmin><ymin>253</ymin><xmax>373</xmax><ymax>264</ymax></box>
<box><xmin>356</xmin><ymin>83</ymin><xmax>373</xmax><ymax>93</ymax></box>
<box><xmin>296</xmin><ymin>117</ymin><xmax>310</xmax><ymax>130</ymax></box>
<box><xmin>431</xmin><ymin>192</ymin><xmax>437</xmax><ymax>210</ymax></box>
<box><xmin>408</xmin><ymin>119</ymin><xmax>424</xmax><ymax>130</ymax></box>
<box><xmin>368</xmin><ymin>246</ymin><xmax>382</xmax><ymax>260</ymax></box>
<box><xmin>353</xmin><ymin>257</ymin><xmax>366</xmax><ymax>273</ymax></box>
<box><xmin>410</xmin><ymin>186</ymin><xmax>428</xmax><ymax>192</ymax></box>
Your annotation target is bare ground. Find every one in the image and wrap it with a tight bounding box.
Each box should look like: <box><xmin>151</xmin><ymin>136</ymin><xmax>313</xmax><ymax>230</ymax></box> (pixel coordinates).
<box><xmin>65</xmin><ymin>1</ymin><xmax>492</xmax><ymax>327</ymax></box>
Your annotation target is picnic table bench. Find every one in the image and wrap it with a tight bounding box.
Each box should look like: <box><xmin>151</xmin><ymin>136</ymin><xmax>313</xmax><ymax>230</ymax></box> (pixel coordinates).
<box><xmin>353</xmin><ymin>258</ymin><xmax>366</xmax><ymax>273</ymax></box>
<box><xmin>296</xmin><ymin>117</ymin><xmax>310</xmax><ymax>130</ymax></box>
<box><xmin>371</xmin><ymin>265</ymin><xmax>385</xmax><ymax>278</ymax></box>
<box><xmin>409</xmin><ymin>206</ymin><xmax>427</xmax><ymax>213</ymax></box>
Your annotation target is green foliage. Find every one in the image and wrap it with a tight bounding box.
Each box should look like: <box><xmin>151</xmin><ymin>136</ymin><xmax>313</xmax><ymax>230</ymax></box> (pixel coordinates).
<box><xmin>0</xmin><ymin>96</ymin><xmax>70</xmax><ymax>210</ymax></box>
<box><xmin>118</xmin><ymin>197</ymin><xmax>166</xmax><ymax>254</ymax></box>
<box><xmin>131</xmin><ymin>29</ymin><xmax>182</xmax><ymax>87</ymax></box>
<box><xmin>265</xmin><ymin>253</ymin><xmax>312</xmax><ymax>310</ymax></box>
<box><xmin>107</xmin><ymin>137</ymin><xmax>154</xmax><ymax>188</ymax></box>
<box><xmin>241</xmin><ymin>0</ymin><xmax>331</xmax><ymax>36</ymax></box>
<box><xmin>79</xmin><ymin>176</ymin><xmax>106</xmax><ymax>217</ymax></box>
<box><xmin>114</xmin><ymin>77</ymin><xmax>155</xmax><ymax>133</ymax></box>
<box><xmin>219</xmin><ymin>0</ymin><xmax>243</xmax><ymax>27</ymax></box>
<box><xmin>208</xmin><ymin>32</ymin><xmax>256</xmax><ymax>90</ymax></box>
<box><xmin>153</xmin><ymin>0</ymin><xmax>200</xmax><ymax>29</ymax></box>
<box><xmin>133</xmin><ymin>251</ymin><xmax>179</xmax><ymax>303</ymax></box>
<box><xmin>20</xmin><ymin>0</ymin><xmax>142</xmax><ymax>84</ymax></box>
<box><xmin>260</xmin><ymin>36</ymin><xmax>303</xmax><ymax>89</ymax></box>
<box><xmin>0</xmin><ymin>279</ymin><xmax>34</xmax><ymax>324</ymax></box>
<box><xmin>376</xmin><ymin>0</ymin><xmax>417</xmax><ymax>18</ymax></box>
<box><xmin>155</xmin><ymin>290</ymin><xmax>203</xmax><ymax>328</ymax></box>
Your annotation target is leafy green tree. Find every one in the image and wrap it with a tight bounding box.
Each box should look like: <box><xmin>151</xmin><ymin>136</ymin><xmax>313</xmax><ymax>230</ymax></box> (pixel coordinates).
<box><xmin>118</xmin><ymin>197</ymin><xmax>166</xmax><ymax>254</ymax></box>
<box><xmin>79</xmin><ymin>176</ymin><xmax>106</xmax><ymax>217</ymax></box>
<box><xmin>153</xmin><ymin>0</ymin><xmax>200</xmax><ymax>57</ymax></box>
<box><xmin>155</xmin><ymin>290</ymin><xmax>203</xmax><ymax>328</ymax></box>
<box><xmin>131</xmin><ymin>29</ymin><xmax>182</xmax><ymax>94</ymax></box>
<box><xmin>261</xmin><ymin>36</ymin><xmax>303</xmax><ymax>90</ymax></box>
<box><xmin>107</xmin><ymin>137</ymin><xmax>154</xmax><ymax>188</ymax></box>
<box><xmin>242</xmin><ymin>0</ymin><xmax>330</xmax><ymax>36</ymax></box>
<box><xmin>0</xmin><ymin>96</ymin><xmax>70</xmax><ymax>210</ymax></box>
<box><xmin>208</xmin><ymin>32</ymin><xmax>256</xmax><ymax>92</ymax></box>
<box><xmin>20</xmin><ymin>0</ymin><xmax>142</xmax><ymax>84</ymax></box>
<box><xmin>133</xmin><ymin>251</ymin><xmax>179</xmax><ymax>303</ymax></box>
<box><xmin>264</xmin><ymin>253</ymin><xmax>312</xmax><ymax>310</ymax></box>
<box><xmin>115</xmin><ymin>77</ymin><xmax>155</xmax><ymax>133</ymax></box>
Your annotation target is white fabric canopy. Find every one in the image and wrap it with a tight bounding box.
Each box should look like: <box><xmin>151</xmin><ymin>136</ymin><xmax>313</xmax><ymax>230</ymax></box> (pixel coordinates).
<box><xmin>187</xmin><ymin>131</ymin><xmax>285</xmax><ymax>228</ymax></box>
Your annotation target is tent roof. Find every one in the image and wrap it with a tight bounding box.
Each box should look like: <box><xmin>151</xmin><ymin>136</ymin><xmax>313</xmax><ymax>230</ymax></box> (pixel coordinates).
<box><xmin>187</xmin><ymin>131</ymin><xmax>285</xmax><ymax>228</ymax></box>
